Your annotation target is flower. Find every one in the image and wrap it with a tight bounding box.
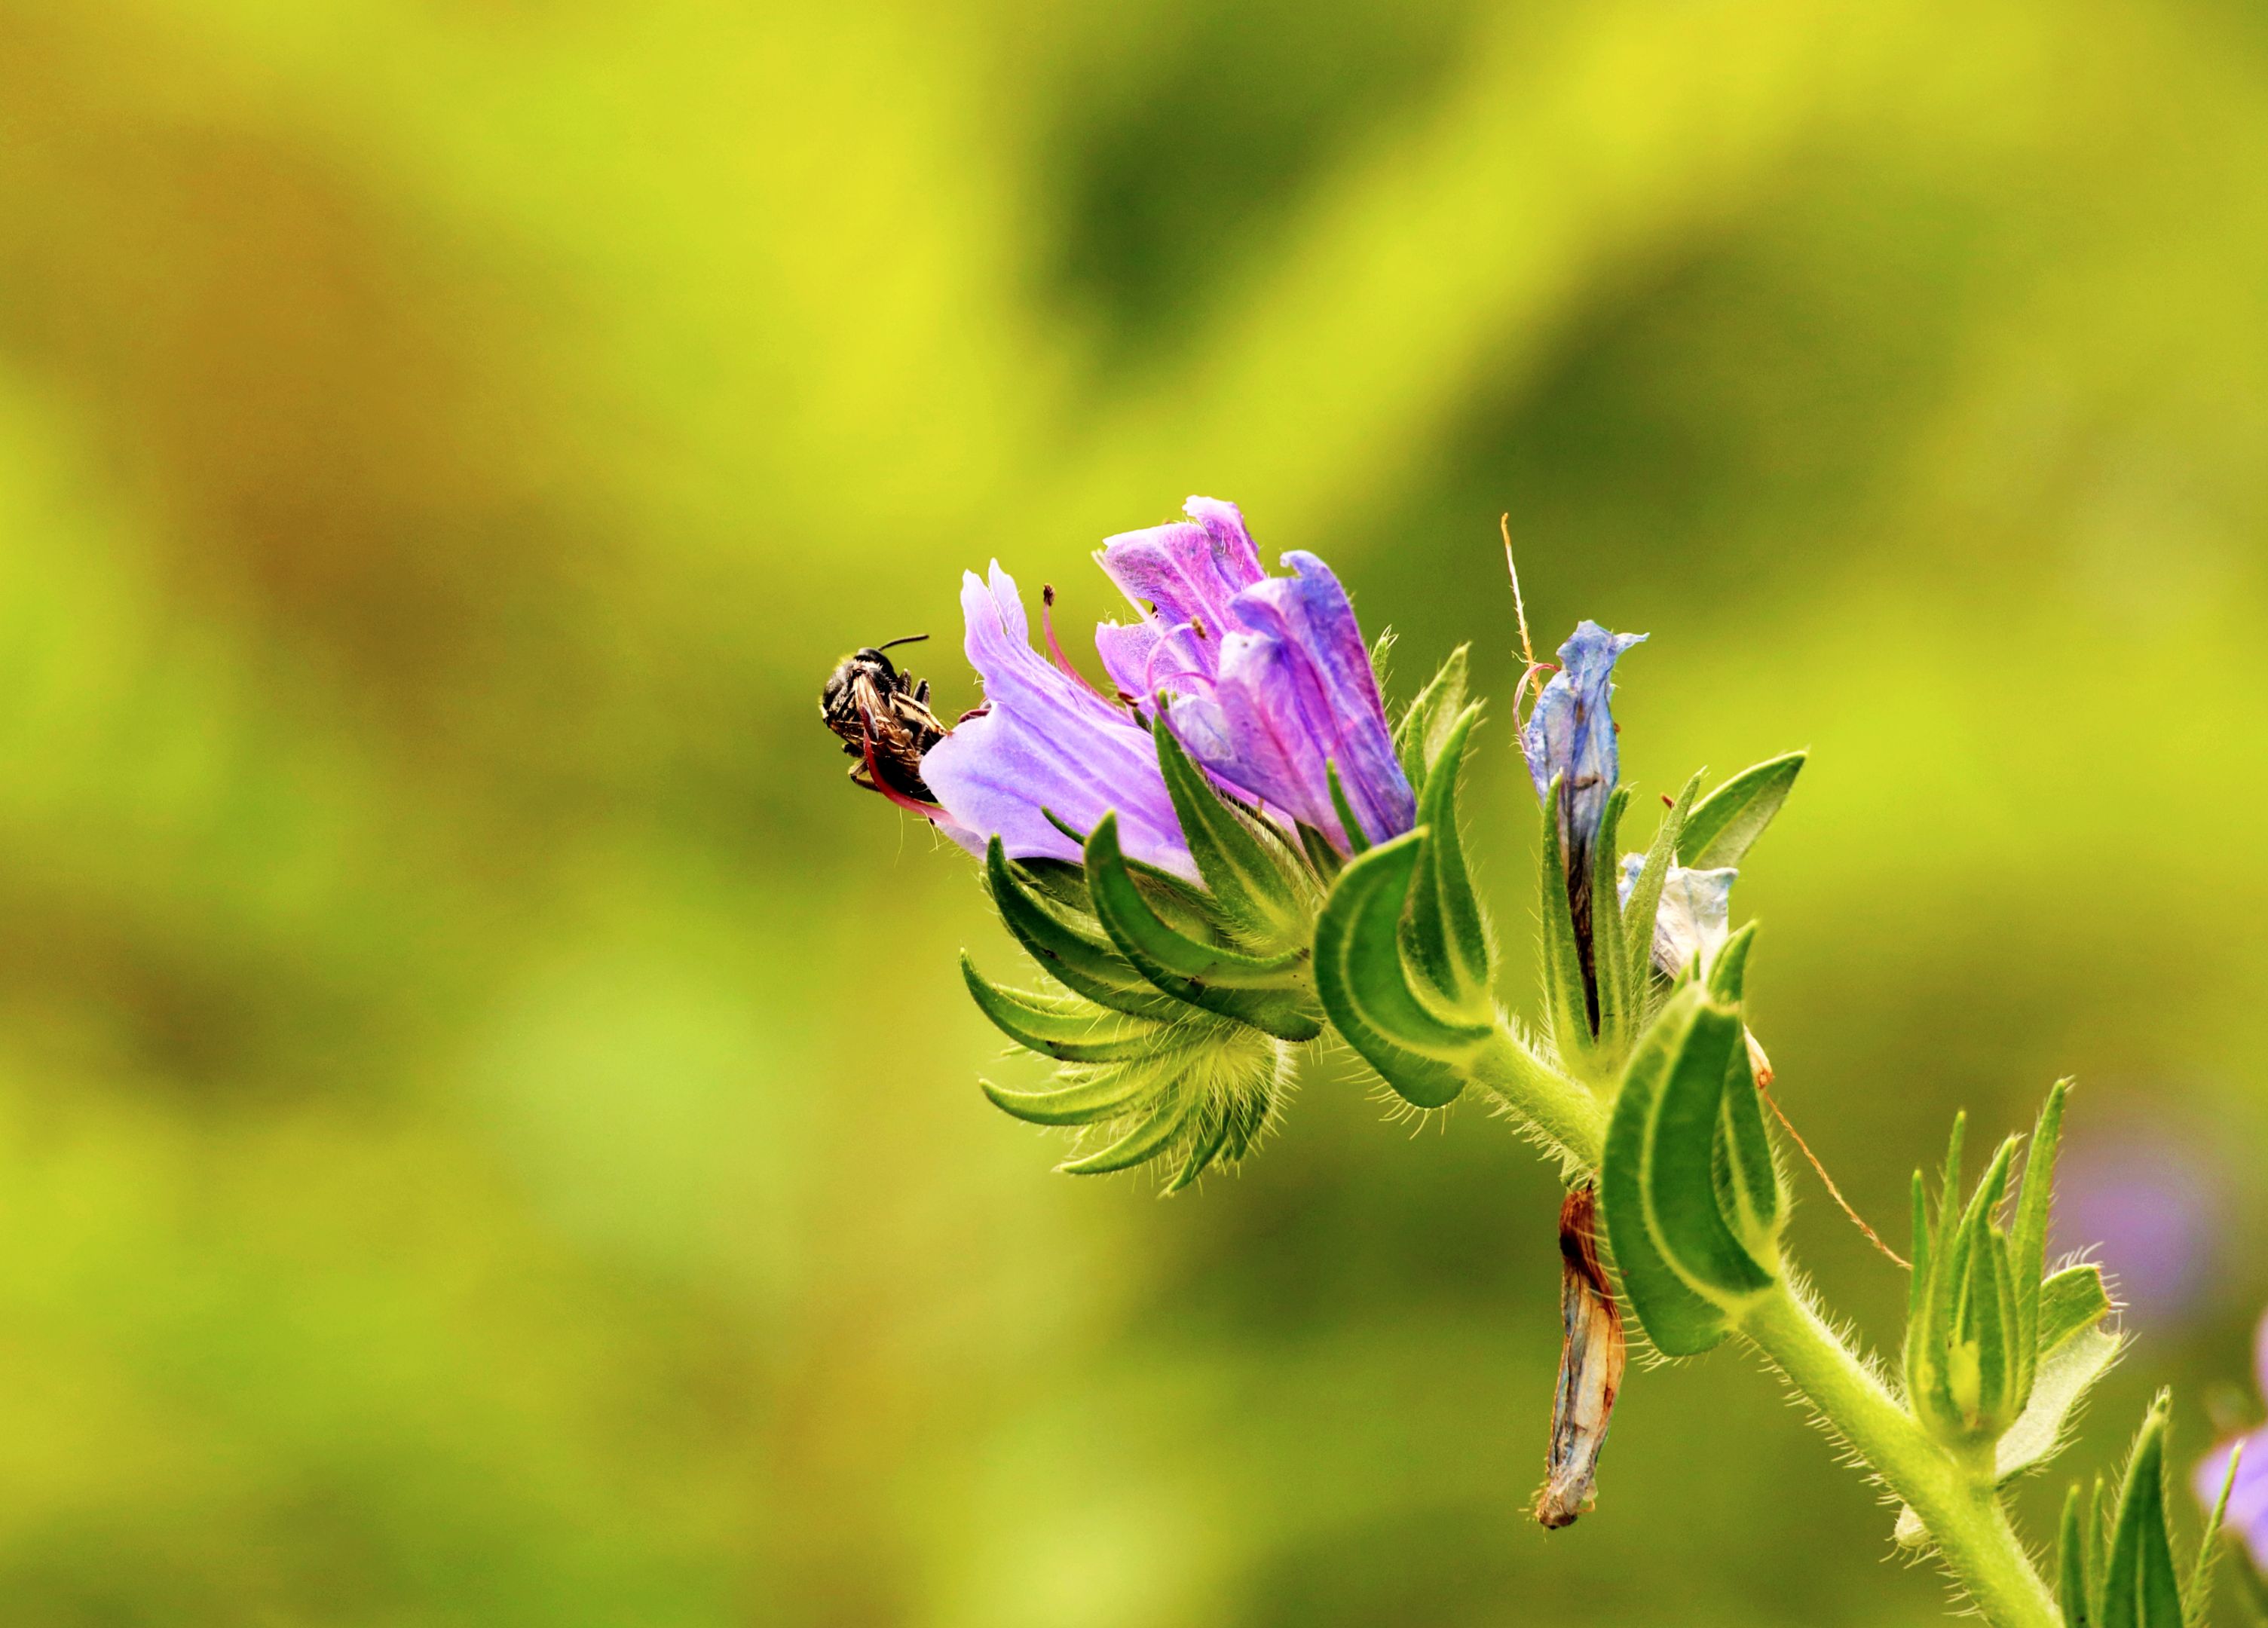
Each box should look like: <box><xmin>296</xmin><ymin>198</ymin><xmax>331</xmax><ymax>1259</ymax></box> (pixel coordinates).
<box><xmin>1618</xmin><ymin>855</ymin><xmax>1738</xmax><ymax>976</ymax></box>
<box><xmin>920</xmin><ymin>564</ymin><xmax>1196</xmax><ymax>878</ymax></box>
<box><xmin>2194</xmin><ymin>1309</ymin><xmax>2268</xmax><ymax>1571</ymax></box>
<box><xmin>1096</xmin><ymin>497</ymin><xmax>1413</xmax><ymax>853</ymax></box>
<box><xmin>1521</xmin><ymin>620</ymin><xmax>1647</xmax><ymax>879</ymax></box>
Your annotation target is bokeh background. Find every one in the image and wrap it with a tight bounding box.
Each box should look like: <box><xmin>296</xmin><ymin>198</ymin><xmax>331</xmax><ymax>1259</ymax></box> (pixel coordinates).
<box><xmin>2</xmin><ymin>1</ymin><xmax>2265</xmax><ymax>1623</ymax></box>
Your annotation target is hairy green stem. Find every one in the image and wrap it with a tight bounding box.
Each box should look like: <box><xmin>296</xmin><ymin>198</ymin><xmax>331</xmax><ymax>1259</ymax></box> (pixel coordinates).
<box><xmin>1739</xmin><ymin>1285</ymin><xmax>2058</xmax><ymax>1628</ymax></box>
<box><xmin>1465</xmin><ymin>1024</ymin><xmax>2057</xmax><ymax>1628</ymax></box>
<box><xmin>1468</xmin><ymin>1023</ymin><xmax>1609</xmax><ymax>1167</ymax></box>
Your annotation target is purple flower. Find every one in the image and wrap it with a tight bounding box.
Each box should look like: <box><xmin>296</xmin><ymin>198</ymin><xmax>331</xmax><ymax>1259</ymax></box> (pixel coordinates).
<box><xmin>920</xmin><ymin>565</ymin><xmax>1196</xmax><ymax>879</ymax></box>
<box><xmin>2195</xmin><ymin>1311</ymin><xmax>2268</xmax><ymax>1571</ymax></box>
<box><xmin>1618</xmin><ymin>855</ymin><xmax>1738</xmax><ymax>976</ymax></box>
<box><xmin>2054</xmin><ymin>1118</ymin><xmax>2221</xmax><ymax>1330</ymax></box>
<box><xmin>1521</xmin><ymin>621</ymin><xmax>1647</xmax><ymax>878</ymax></box>
<box><xmin>1095</xmin><ymin>497</ymin><xmax>1413</xmax><ymax>852</ymax></box>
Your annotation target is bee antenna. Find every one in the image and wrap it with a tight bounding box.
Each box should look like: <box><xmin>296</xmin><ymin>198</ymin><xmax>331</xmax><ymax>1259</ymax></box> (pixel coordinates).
<box><xmin>874</xmin><ymin>634</ymin><xmax>930</xmax><ymax>652</ymax></box>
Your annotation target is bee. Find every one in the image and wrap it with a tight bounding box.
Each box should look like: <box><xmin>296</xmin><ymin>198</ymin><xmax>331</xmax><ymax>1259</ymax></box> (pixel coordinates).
<box><xmin>821</xmin><ymin>635</ymin><xmax>950</xmax><ymax>807</ymax></box>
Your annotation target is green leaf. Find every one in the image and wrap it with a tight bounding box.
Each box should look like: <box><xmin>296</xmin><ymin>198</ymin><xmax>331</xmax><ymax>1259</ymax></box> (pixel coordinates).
<box><xmin>1639</xmin><ymin>997</ymin><xmax>1776</xmax><ymax>1295</ymax></box>
<box><xmin>2010</xmin><ymin>1079</ymin><xmax>2072</xmax><ymax>1392</ymax></box>
<box><xmin>985</xmin><ymin>840</ymin><xmax>1179</xmax><ymax>1018</ymax></box>
<box><xmin>1403</xmin><ymin>704</ymin><xmax>1492</xmax><ymax>1011</ymax></box>
<box><xmin>1312</xmin><ymin>830</ymin><xmax>1492</xmax><ymax>1109</ymax></box>
<box><xmin>1326</xmin><ymin>761</ymin><xmax>1373</xmax><ymax>855</ymax></box>
<box><xmin>960</xmin><ymin>958</ymin><xmax>1203</xmax><ymax>1063</ymax></box>
<box><xmin>1058</xmin><ymin>1090</ymin><xmax>1198</xmax><ymax>1175</ymax></box>
<box><xmin>2063</xmin><ymin>1483</ymin><xmax>2099</xmax><ymax>1628</ymax></box>
<box><xmin>2190</xmin><ymin>1440</ymin><xmax>2244</xmax><ymax>1627</ymax></box>
<box><xmin>1941</xmin><ymin>1141</ymin><xmax>2022</xmax><ymax>1433</ymax></box>
<box><xmin>1995</xmin><ymin>1267</ymin><xmax>2122</xmax><ymax>1480</ymax></box>
<box><xmin>2040</xmin><ymin>1263</ymin><xmax>2115</xmax><ymax>1351</ymax></box>
<box><xmin>980</xmin><ymin>1066</ymin><xmax>1155</xmax><ymax>1127</ymax></box>
<box><xmin>1014</xmin><ymin>857</ymin><xmax>1092</xmax><ymax>913</ymax></box>
<box><xmin>1041</xmin><ymin>808</ymin><xmax>1226</xmax><ymax>935</ymax></box>
<box><xmin>1908</xmin><ymin>1171</ymin><xmax>1932</xmax><ymax>1328</ymax></box>
<box><xmin>1679</xmin><ymin>751</ymin><xmax>1806</xmax><ymax>868</ymax></box>
<box><xmin>1599</xmin><ymin>987</ymin><xmax>1777</xmax><ymax>1357</ymax></box>
<box><xmin>1587</xmin><ymin>787</ymin><xmax>1638</xmax><ymax>1054</ymax></box>
<box><xmin>1708</xmin><ymin>922</ymin><xmax>1758</xmax><ymax>1005</ymax></box>
<box><xmin>1713</xmin><ymin>1003</ymin><xmax>1782</xmax><ymax>1247</ymax></box>
<box><xmin>1536</xmin><ymin>779</ymin><xmax>1593</xmax><ymax>1062</ymax></box>
<box><xmin>1621</xmin><ymin>772</ymin><xmax>1701</xmax><ymax>980</ymax></box>
<box><xmin>1602</xmin><ymin>990</ymin><xmax>1731</xmax><ymax>1356</ymax></box>
<box><xmin>1084</xmin><ymin>815</ymin><xmax>1323</xmax><ymax>1042</ymax></box>
<box><xmin>1392</xmin><ymin>644</ymin><xmax>1470</xmax><ymax>788</ymax></box>
<box><xmin>1151</xmin><ymin>709</ymin><xmax>1309</xmax><ymax>946</ymax></box>
<box><xmin>2101</xmin><ymin>1397</ymin><xmax>2188</xmax><ymax>1628</ymax></box>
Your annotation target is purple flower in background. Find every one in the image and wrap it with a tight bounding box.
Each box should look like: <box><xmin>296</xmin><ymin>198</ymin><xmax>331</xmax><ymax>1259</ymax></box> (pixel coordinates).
<box><xmin>2055</xmin><ymin>1118</ymin><xmax>2222</xmax><ymax>1331</ymax></box>
<box><xmin>920</xmin><ymin>565</ymin><xmax>1195</xmax><ymax>878</ymax></box>
<box><xmin>2195</xmin><ymin>1311</ymin><xmax>2268</xmax><ymax>1571</ymax></box>
<box><xmin>1095</xmin><ymin>497</ymin><xmax>1413</xmax><ymax>852</ymax></box>
<box><xmin>1521</xmin><ymin>621</ymin><xmax>1647</xmax><ymax>880</ymax></box>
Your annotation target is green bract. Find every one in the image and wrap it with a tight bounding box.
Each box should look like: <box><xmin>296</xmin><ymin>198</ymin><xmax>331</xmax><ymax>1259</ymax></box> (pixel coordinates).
<box><xmin>1677</xmin><ymin>750</ymin><xmax>1806</xmax><ymax>869</ymax></box>
<box><xmin>2058</xmin><ymin>1396</ymin><xmax>2232</xmax><ymax>1628</ymax></box>
<box><xmin>1312</xmin><ymin>658</ymin><xmax>1499</xmax><ymax>1112</ymax></box>
<box><xmin>1598</xmin><ymin>966</ymin><xmax>1784</xmax><ymax>1356</ymax></box>
<box><xmin>961</xmin><ymin>713</ymin><xmax>1329</xmax><ymax>1186</ymax></box>
<box><xmin>1902</xmin><ymin>1083</ymin><xmax>2118</xmax><ymax>1461</ymax></box>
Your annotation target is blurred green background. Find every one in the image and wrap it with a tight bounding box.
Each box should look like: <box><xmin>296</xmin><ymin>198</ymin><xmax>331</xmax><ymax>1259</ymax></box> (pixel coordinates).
<box><xmin>1</xmin><ymin>1</ymin><xmax>2264</xmax><ymax>1622</ymax></box>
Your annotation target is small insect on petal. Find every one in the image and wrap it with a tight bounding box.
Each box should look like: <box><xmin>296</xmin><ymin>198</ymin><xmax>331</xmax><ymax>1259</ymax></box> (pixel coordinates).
<box><xmin>1535</xmin><ymin>1183</ymin><xmax>1627</xmax><ymax>1530</ymax></box>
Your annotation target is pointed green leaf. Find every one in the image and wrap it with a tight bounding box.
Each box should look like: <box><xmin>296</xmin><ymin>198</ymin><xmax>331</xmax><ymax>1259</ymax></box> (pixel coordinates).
<box><xmin>2040</xmin><ymin>1264</ymin><xmax>2115</xmax><ymax>1351</ymax></box>
<box><xmin>1151</xmin><ymin>709</ymin><xmax>1308</xmax><ymax>944</ymax></box>
<box><xmin>1058</xmin><ymin>1091</ymin><xmax>1197</xmax><ymax>1175</ymax></box>
<box><xmin>2012</xmin><ymin>1079</ymin><xmax>2072</xmax><ymax>1387</ymax></box>
<box><xmin>1621</xmin><ymin>773</ymin><xmax>1701</xmax><ymax>980</ymax></box>
<box><xmin>1392</xmin><ymin>644</ymin><xmax>1470</xmax><ymax>787</ymax></box>
<box><xmin>1714</xmin><ymin>1008</ymin><xmax>1782</xmax><ymax>1246</ymax></box>
<box><xmin>985</xmin><ymin>840</ymin><xmax>1179</xmax><ymax>1017</ymax></box>
<box><xmin>1296</xmin><ymin>822</ymin><xmax>1342</xmax><ymax>879</ymax></box>
<box><xmin>1602</xmin><ymin>989</ymin><xmax>1731</xmax><ymax>1355</ymax></box>
<box><xmin>1015</xmin><ymin>857</ymin><xmax>1092</xmax><ymax>913</ymax></box>
<box><xmin>2092</xmin><ymin>1477</ymin><xmax>2113</xmax><ymax>1614</ymax></box>
<box><xmin>981</xmin><ymin>1066</ymin><xmax>1155</xmax><ymax>1127</ymax></box>
<box><xmin>1970</xmin><ymin>1229</ymin><xmax>2019</xmax><ymax>1426</ymax></box>
<box><xmin>1043</xmin><ymin>807</ymin><xmax>1229</xmax><ymax>936</ymax></box>
<box><xmin>960</xmin><ymin>956</ymin><xmax>1204</xmax><ymax>1063</ymax></box>
<box><xmin>1313</xmin><ymin>830</ymin><xmax>1491</xmax><ymax>1108</ymax></box>
<box><xmin>2194</xmin><ymin>1443</ymin><xmax>2245</xmax><ymax>1628</ymax></box>
<box><xmin>1936</xmin><ymin>1112</ymin><xmax>1970</xmax><ymax>1264</ymax></box>
<box><xmin>1588</xmin><ymin>786</ymin><xmax>1638</xmax><ymax>1052</ymax></box>
<box><xmin>1403</xmin><ymin>704</ymin><xmax>1492</xmax><ymax>1009</ymax></box>
<box><xmin>1679</xmin><ymin>751</ymin><xmax>1806</xmax><ymax>868</ymax></box>
<box><xmin>1162</xmin><ymin>1102</ymin><xmax>1235</xmax><ymax>1195</ymax></box>
<box><xmin>1537</xmin><ymin>781</ymin><xmax>1593</xmax><ymax>1060</ymax></box>
<box><xmin>1995</xmin><ymin>1290</ymin><xmax>2121</xmax><ymax>1482</ymax></box>
<box><xmin>1217</xmin><ymin>1083</ymin><xmax>1271</xmax><ymax>1164</ymax></box>
<box><xmin>2101</xmin><ymin>1398</ymin><xmax>2187</xmax><ymax>1628</ymax></box>
<box><xmin>1085</xmin><ymin>815</ymin><xmax>1323</xmax><ymax>1042</ymax></box>
<box><xmin>1908</xmin><ymin>1171</ymin><xmax>1932</xmax><ymax>1327</ymax></box>
<box><xmin>1326</xmin><ymin>761</ymin><xmax>1373</xmax><ymax>855</ymax></box>
<box><xmin>2064</xmin><ymin>1484</ymin><xmax>2099</xmax><ymax>1628</ymax></box>
<box><xmin>1707</xmin><ymin>921</ymin><xmax>1758</xmax><ymax>1005</ymax></box>
<box><xmin>1651</xmin><ymin>999</ymin><xmax>1777</xmax><ymax>1297</ymax></box>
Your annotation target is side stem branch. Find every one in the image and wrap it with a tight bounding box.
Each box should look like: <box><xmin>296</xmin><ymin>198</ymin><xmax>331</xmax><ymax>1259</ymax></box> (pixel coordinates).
<box><xmin>1460</xmin><ymin>1031</ymin><xmax>2058</xmax><ymax>1628</ymax></box>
